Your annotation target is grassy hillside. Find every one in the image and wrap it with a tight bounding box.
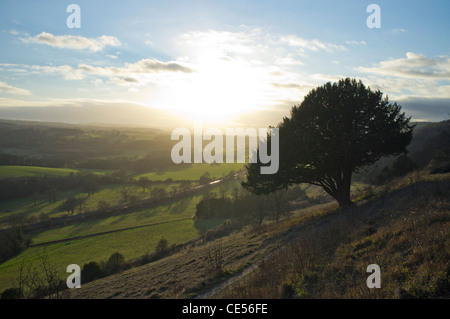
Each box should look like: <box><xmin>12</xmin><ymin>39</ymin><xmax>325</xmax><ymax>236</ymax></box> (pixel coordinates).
<box><xmin>218</xmin><ymin>173</ymin><xmax>450</xmax><ymax>299</ymax></box>
<box><xmin>65</xmin><ymin>172</ymin><xmax>449</xmax><ymax>299</ymax></box>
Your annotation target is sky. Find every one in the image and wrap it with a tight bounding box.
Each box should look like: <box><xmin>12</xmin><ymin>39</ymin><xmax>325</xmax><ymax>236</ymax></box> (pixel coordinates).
<box><xmin>0</xmin><ymin>0</ymin><xmax>449</xmax><ymax>127</ymax></box>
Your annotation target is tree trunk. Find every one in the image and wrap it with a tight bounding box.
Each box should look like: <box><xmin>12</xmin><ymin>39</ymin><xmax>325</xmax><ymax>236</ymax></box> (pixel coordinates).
<box><xmin>337</xmin><ymin>169</ymin><xmax>353</xmax><ymax>207</ymax></box>
<box><xmin>321</xmin><ymin>169</ymin><xmax>353</xmax><ymax>207</ymax></box>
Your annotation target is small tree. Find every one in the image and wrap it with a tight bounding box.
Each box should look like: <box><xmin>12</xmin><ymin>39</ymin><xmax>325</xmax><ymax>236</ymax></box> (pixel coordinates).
<box><xmin>202</xmin><ymin>244</ymin><xmax>224</xmax><ymax>277</ymax></box>
<box><xmin>61</xmin><ymin>196</ymin><xmax>80</xmax><ymax>215</ymax></box>
<box><xmin>155</xmin><ymin>238</ymin><xmax>169</xmax><ymax>255</ymax></box>
<box><xmin>81</xmin><ymin>174</ymin><xmax>99</xmax><ymax>196</ymax></box>
<box><xmin>104</xmin><ymin>252</ymin><xmax>125</xmax><ymax>275</ymax></box>
<box><xmin>81</xmin><ymin>261</ymin><xmax>103</xmax><ymax>283</ymax></box>
<box><xmin>136</xmin><ymin>177</ymin><xmax>151</xmax><ymax>193</ymax></box>
<box><xmin>120</xmin><ymin>184</ymin><xmax>134</xmax><ymax>204</ymax></box>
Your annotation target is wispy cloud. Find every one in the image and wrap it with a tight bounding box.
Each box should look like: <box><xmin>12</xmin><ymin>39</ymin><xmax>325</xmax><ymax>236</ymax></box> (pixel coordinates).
<box><xmin>358</xmin><ymin>52</ymin><xmax>450</xmax><ymax>80</ymax></box>
<box><xmin>392</xmin><ymin>28</ymin><xmax>407</xmax><ymax>34</ymax></box>
<box><xmin>280</xmin><ymin>35</ymin><xmax>347</xmax><ymax>53</ymax></box>
<box><xmin>0</xmin><ymin>81</ymin><xmax>31</xmax><ymax>95</ymax></box>
<box><xmin>0</xmin><ymin>58</ymin><xmax>195</xmax><ymax>86</ymax></box>
<box><xmin>345</xmin><ymin>40</ymin><xmax>367</xmax><ymax>46</ymax></box>
<box><xmin>20</xmin><ymin>32</ymin><xmax>121</xmax><ymax>52</ymax></box>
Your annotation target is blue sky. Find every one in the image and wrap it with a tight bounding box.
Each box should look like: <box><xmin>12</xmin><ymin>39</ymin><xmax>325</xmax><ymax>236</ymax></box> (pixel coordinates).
<box><xmin>0</xmin><ymin>0</ymin><xmax>449</xmax><ymax>126</ymax></box>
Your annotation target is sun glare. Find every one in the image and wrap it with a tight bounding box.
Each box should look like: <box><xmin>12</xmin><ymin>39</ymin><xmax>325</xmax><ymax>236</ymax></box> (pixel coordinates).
<box><xmin>151</xmin><ymin>60</ymin><xmax>267</xmax><ymax>123</ymax></box>
<box><xmin>147</xmin><ymin>31</ymin><xmax>278</xmax><ymax>124</ymax></box>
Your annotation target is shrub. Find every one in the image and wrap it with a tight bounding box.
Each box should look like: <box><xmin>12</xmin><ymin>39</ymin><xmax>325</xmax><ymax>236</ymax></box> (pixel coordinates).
<box><xmin>81</xmin><ymin>261</ymin><xmax>103</xmax><ymax>283</ymax></box>
<box><xmin>156</xmin><ymin>238</ymin><xmax>169</xmax><ymax>255</ymax></box>
<box><xmin>104</xmin><ymin>252</ymin><xmax>125</xmax><ymax>275</ymax></box>
<box><xmin>1</xmin><ymin>287</ymin><xmax>23</xmax><ymax>299</ymax></box>
<box><xmin>0</xmin><ymin>226</ymin><xmax>30</xmax><ymax>264</ymax></box>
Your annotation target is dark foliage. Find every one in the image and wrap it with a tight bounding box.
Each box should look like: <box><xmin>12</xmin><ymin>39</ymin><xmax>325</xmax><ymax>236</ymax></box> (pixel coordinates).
<box><xmin>243</xmin><ymin>78</ymin><xmax>414</xmax><ymax>207</ymax></box>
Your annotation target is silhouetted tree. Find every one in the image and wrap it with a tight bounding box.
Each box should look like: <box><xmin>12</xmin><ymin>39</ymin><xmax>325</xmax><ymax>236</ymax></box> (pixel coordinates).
<box><xmin>104</xmin><ymin>252</ymin><xmax>125</xmax><ymax>275</ymax></box>
<box><xmin>82</xmin><ymin>174</ymin><xmax>99</xmax><ymax>196</ymax></box>
<box><xmin>155</xmin><ymin>238</ymin><xmax>169</xmax><ymax>256</ymax></box>
<box><xmin>243</xmin><ymin>78</ymin><xmax>414</xmax><ymax>207</ymax></box>
<box><xmin>136</xmin><ymin>176</ymin><xmax>151</xmax><ymax>193</ymax></box>
<box><xmin>81</xmin><ymin>261</ymin><xmax>103</xmax><ymax>284</ymax></box>
<box><xmin>120</xmin><ymin>183</ymin><xmax>133</xmax><ymax>204</ymax></box>
<box><xmin>61</xmin><ymin>196</ymin><xmax>81</xmax><ymax>215</ymax></box>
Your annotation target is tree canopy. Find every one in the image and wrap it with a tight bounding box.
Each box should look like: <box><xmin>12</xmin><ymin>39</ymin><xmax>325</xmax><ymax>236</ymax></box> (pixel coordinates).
<box><xmin>242</xmin><ymin>78</ymin><xmax>415</xmax><ymax>207</ymax></box>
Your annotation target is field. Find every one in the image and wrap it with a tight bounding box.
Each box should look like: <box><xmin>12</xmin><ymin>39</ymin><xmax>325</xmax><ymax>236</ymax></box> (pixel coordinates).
<box><xmin>0</xmin><ymin>166</ymin><xmax>81</xmax><ymax>179</ymax></box>
<box><xmin>0</xmin><ymin>161</ymin><xmax>242</xmax><ymax>292</ymax></box>
<box><xmin>0</xmin><ymin>182</ymin><xmax>196</xmax><ymax>223</ymax></box>
<box><xmin>136</xmin><ymin>163</ymin><xmax>245</xmax><ymax>181</ymax></box>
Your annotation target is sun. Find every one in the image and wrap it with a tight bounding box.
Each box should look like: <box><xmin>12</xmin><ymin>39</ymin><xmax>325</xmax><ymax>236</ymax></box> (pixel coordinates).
<box><xmin>151</xmin><ymin>60</ymin><xmax>264</xmax><ymax>124</ymax></box>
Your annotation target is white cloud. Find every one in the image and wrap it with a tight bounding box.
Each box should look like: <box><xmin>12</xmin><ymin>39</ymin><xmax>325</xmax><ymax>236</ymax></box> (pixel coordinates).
<box><xmin>392</xmin><ymin>28</ymin><xmax>407</xmax><ymax>33</ymax></box>
<box><xmin>29</xmin><ymin>64</ymin><xmax>85</xmax><ymax>80</ymax></box>
<box><xmin>0</xmin><ymin>58</ymin><xmax>194</xmax><ymax>87</ymax></box>
<box><xmin>125</xmin><ymin>59</ymin><xmax>194</xmax><ymax>74</ymax></box>
<box><xmin>345</xmin><ymin>40</ymin><xmax>367</xmax><ymax>46</ymax></box>
<box><xmin>0</xmin><ymin>81</ymin><xmax>31</xmax><ymax>95</ymax></box>
<box><xmin>358</xmin><ymin>52</ymin><xmax>450</xmax><ymax>80</ymax></box>
<box><xmin>20</xmin><ymin>32</ymin><xmax>121</xmax><ymax>52</ymax></box>
<box><xmin>280</xmin><ymin>35</ymin><xmax>347</xmax><ymax>53</ymax></box>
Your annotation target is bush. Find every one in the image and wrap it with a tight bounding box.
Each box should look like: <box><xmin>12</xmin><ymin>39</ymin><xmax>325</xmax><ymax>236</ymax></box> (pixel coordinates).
<box><xmin>81</xmin><ymin>261</ymin><xmax>103</xmax><ymax>283</ymax></box>
<box><xmin>156</xmin><ymin>238</ymin><xmax>169</xmax><ymax>255</ymax></box>
<box><xmin>104</xmin><ymin>252</ymin><xmax>125</xmax><ymax>275</ymax></box>
<box><xmin>0</xmin><ymin>226</ymin><xmax>30</xmax><ymax>264</ymax></box>
<box><xmin>1</xmin><ymin>287</ymin><xmax>23</xmax><ymax>299</ymax></box>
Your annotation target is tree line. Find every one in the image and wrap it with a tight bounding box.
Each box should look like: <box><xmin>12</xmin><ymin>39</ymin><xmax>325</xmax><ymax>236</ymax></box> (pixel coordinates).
<box><xmin>194</xmin><ymin>185</ymin><xmax>308</xmax><ymax>224</ymax></box>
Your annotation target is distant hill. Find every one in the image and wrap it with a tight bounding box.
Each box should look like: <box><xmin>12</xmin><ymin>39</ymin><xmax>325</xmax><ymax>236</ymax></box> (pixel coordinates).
<box><xmin>407</xmin><ymin>120</ymin><xmax>450</xmax><ymax>168</ymax></box>
<box><xmin>0</xmin><ymin>103</ymin><xmax>188</xmax><ymax>129</ymax></box>
<box><xmin>354</xmin><ymin>119</ymin><xmax>450</xmax><ymax>184</ymax></box>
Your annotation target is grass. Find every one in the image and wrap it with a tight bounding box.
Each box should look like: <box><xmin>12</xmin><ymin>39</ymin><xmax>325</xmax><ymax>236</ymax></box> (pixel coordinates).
<box><xmin>216</xmin><ymin>174</ymin><xmax>450</xmax><ymax>299</ymax></box>
<box><xmin>29</xmin><ymin>193</ymin><xmax>203</xmax><ymax>245</ymax></box>
<box><xmin>0</xmin><ymin>166</ymin><xmax>80</xmax><ymax>179</ymax></box>
<box><xmin>0</xmin><ymin>179</ymin><xmax>239</xmax><ymax>292</ymax></box>
<box><xmin>0</xmin><ymin>165</ymin><xmax>108</xmax><ymax>179</ymax></box>
<box><xmin>136</xmin><ymin>163</ymin><xmax>245</xmax><ymax>181</ymax></box>
<box><xmin>0</xmin><ymin>219</ymin><xmax>201</xmax><ymax>291</ymax></box>
<box><xmin>0</xmin><ymin>181</ymin><xmax>198</xmax><ymax>226</ymax></box>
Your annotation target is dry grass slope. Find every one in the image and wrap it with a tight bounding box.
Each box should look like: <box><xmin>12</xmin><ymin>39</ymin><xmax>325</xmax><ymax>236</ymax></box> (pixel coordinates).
<box><xmin>218</xmin><ymin>175</ymin><xmax>450</xmax><ymax>299</ymax></box>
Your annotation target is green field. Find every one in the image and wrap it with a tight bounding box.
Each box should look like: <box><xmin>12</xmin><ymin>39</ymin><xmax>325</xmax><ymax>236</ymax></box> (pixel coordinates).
<box><xmin>29</xmin><ymin>194</ymin><xmax>203</xmax><ymax>245</ymax></box>
<box><xmin>0</xmin><ymin>162</ymin><xmax>244</xmax><ymax>181</ymax></box>
<box><xmin>0</xmin><ymin>166</ymin><xmax>79</xmax><ymax>179</ymax></box>
<box><xmin>0</xmin><ymin>218</ymin><xmax>206</xmax><ymax>290</ymax></box>
<box><xmin>0</xmin><ymin>177</ymin><xmax>240</xmax><ymax>292</ymax></box>
<box><xmin>0</xmin><ymin>165</ymin><xmax>108</xmax><ymax>179</ymax></box>
<box><xmin>136</xmin><ymin>162</ymin><xmax>245</xmax><ymax>181</ymax></box>
<box><xmin>0</xmin><ymin>161</ymin><xmax>243</xmax><ymax>292</ymax></box>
